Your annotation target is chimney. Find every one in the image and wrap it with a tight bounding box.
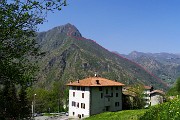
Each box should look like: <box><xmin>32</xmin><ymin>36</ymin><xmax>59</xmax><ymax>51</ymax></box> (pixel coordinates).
<box><xmin>96</xmin><ymin>80</ymin><xmax>100</xmax><ymax>84</ymax></box>
<box><xmin>77</xmin><ymin>80</ymin><xmax>79</xmax><ymax>83</ymax></box>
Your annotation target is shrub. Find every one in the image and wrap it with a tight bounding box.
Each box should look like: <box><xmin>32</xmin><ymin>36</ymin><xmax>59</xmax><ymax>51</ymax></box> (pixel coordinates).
<box><xmin>139</xmin><ymin>98</ymin><xmax>180</xmax><ymax>120</ymax></box>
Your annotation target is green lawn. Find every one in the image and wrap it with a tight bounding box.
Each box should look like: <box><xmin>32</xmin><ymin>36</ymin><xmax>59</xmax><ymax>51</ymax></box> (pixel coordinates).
<box><xmin>85</xmin><ymin>109</ymin><xmax>147</xmax><ymax>120</ymax></box>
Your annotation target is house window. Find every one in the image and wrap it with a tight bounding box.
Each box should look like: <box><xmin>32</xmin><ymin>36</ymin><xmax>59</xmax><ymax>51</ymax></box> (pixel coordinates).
<box><xmin>116</xmin><ymin>93</ymin><xmax>118</xmax><ymax>97</ymax></box>
<box><xmin>77</xmin><ymin>86</ymin><xmax>80</xmax><ymax>90</ymax></box>
<box><xmin>77</xmin><ymin>102</ymin><xmax>79</xmax><ymax>108</ymax></box>
<box><xmin>81</xmin><ymin>103</ymin><xmax>83</xmax><ymax>108</ymax></box>
<box><xmin>111</xmin><ymin>93</ymin><xmax>113</xmax><ymax>97</ymax></box>
<box><xmin>72</xmin><ymin>86</ymin><xmax>76</xmax><ymax>90</ymax></box>
<box><xmin>101</xmin><ymin>93</ymin><xmax>103</xmax><ymax>98</ymax></box>
<box><xmin>115</xmin><ymin>102</ymin><xmax>120</xmax><ymax>107</ymax></box>
<box><xmin>82</xmin><ymin>114</ymin><xmax>84</xmax><ymax>117</ymax></box>
<box><xmin>73</xmin><ymin>112</ymin><xmax>75</xmax><ymax>116</ymax></box>
<box><xmin>81</xmin><ymin>87</ymin><xmax>85</xmax><ymax>91</ymax></box>
<box><xmin>73</xmin><ymin>92</ymin><xmax>75</xmax><ymax>97</ymax></box>
<box><xmin>117</xmin><ymin>102</ymin><xmax>119</xmax><ymax>106</ymax></box>
<box><xmin>99</xmin><ymin>87</ymin><xmax>102</xmax><ymax>91</ymax></box>
<box><xmin>106</xmin><ymin>89</ymin><xmax>108</xmax><ymax>94</ymax></box>
<box><xmin>83</xmin><ymin>104</ymin><xmax>85</xmax><ymax>109</ymax></box>
<box><xmin>116</xmin><ymin>86</ymin><xmax>118</xmax><ymax>90</ymax></box>
<box><xmin>72</xmin><ymin>101</ymin><xmax>76</xmax><ymax>107</ymax></box>
<box><xmin>81</xmin><ymin>103</ymin><xmax>85</xmax><ymax>109</ymax></box>
<box><xmin>82</xmin><ymin>93</ymin><xmax>84</xmax><ymax>98</ymax></box>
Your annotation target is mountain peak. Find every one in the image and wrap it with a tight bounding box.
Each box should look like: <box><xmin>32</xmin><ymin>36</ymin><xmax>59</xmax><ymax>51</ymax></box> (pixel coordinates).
<box><xmin>65</xmin><ymin>23</ymin><xmax>75</xmax><ymax>27</ymax></box>
<box><xmin>53</xmin><ymin>23</ymin><xmax>82</xmax><ymax>37</ymax></box>
<box><xmin>128</xmin><ymin>51</ymin><xmax>144</xmax><ymax>59</ymax></box>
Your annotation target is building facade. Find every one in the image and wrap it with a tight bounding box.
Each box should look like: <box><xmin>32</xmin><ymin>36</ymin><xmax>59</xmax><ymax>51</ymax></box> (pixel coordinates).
<box><xmin>150</xmin><ymin>90</ymin><xmax>165</xmax><ymax>106</ymax></box>
<box><xmin>122</xmin><ymin>85</ymin><xmax>164</xmax><ymax>108</ymax></box>
<box><xmin>67</xmin><ymin>77</ymin><xmax>124</xmax><ymax>119</ymax></box>
<box><xmin>143</xmin><ymin>86</ymin><xmax>153</xmax><ymax>108</ymax></box>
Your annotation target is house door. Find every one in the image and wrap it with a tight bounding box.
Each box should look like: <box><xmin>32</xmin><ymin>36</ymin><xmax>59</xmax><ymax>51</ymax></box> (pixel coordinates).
<box><xmin>105</xmin><ymin>106</ymin><xmax>110</xmax><ymax>111</ymax></box>
<box><xmin>78</xmin><ymin>114</ymin><xmax>81</xmax><ymax>118</ymax></box>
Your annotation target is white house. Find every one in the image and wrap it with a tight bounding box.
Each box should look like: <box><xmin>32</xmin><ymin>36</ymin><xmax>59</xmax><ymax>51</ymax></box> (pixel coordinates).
<box><xmin>143</xmin><ymin>86</ymin><xmax>153</xmax><ymax>108</ymax></box>
<box><xmin>143</xmin><ymin>86</ymin><xmax>165</xmax><ymax>106</ymax></box>
<box><xmin>150</xmin><ymin>90</ymin><xmax>165</xmax><ymax>106</ymax></box>
<box><xmin>67</xmin><ymin>77</ymin><xmax>124</xmax><ymax>119</ymax></box>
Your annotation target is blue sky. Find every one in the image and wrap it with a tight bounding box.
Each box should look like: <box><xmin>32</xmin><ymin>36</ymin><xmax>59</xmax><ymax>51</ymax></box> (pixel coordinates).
<box><xmin>38</xmin><ymin>0</ymin><xmax>180</xmax><ymax>54</ymax></box>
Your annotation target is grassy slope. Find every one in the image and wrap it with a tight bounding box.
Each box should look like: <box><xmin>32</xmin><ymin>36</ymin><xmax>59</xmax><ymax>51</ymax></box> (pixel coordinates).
<box><xmin>85</xmin><ymin>109</ymin><xmax>147</xmax><ymax>120</ymax></box>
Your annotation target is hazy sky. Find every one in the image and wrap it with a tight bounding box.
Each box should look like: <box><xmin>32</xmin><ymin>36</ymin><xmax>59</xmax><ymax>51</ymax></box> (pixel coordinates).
<box><xmin>38</xmin><ymin>0</ymin><xmax>180</xmax><ymax>54</ymax></box>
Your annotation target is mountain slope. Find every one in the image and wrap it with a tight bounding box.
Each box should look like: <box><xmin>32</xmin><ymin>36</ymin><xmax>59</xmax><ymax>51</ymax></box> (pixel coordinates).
<box><xmin>36</xmin><ymin>24</ymin><xmax>168</xmax><ymax>90</ymax></box>
<box><xmin>124</xmin><ymin>51</ymin><xmax>180</xmax><ymax>86</ymax></box>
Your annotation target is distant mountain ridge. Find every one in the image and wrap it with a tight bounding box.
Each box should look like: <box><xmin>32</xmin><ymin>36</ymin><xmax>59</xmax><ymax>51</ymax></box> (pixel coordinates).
<box><xmin>122</xmin><ymin>51</ymin><xmax>180</xmax><ymax>86</ymax></box>
<box><xmin>35</xmin><ymin>23</ymin><xmax>168</xmax><ymax>90</ymax></box>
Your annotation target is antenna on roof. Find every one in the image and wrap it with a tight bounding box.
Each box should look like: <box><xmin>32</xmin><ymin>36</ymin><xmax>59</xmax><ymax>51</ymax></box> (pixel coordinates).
<box><xmin>95</xmin><ymin>72</ymin><xmax>98</xmax><ymax>77</ymax></box>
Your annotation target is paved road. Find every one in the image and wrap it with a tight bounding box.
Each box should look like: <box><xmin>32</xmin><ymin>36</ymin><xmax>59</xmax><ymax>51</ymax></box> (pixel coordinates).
<box><xmin>35</xmin><ymin>115</ymin><xmax>69</xmax><ymax>120</ymax></box>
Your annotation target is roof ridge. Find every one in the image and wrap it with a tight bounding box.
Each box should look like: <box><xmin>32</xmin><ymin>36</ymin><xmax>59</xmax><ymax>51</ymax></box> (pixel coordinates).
<box><xmin>67</xmin><ymin>77</ymin><xmax>125</xmax><ymax>87</ymax></box>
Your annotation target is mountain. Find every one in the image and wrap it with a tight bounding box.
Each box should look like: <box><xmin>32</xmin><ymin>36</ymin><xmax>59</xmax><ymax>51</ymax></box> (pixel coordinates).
<box><xmin>35</xmin><ymin>23</ymin><xmax>168</xmax><ymax>90</ymax></box>
<box><xmin>123</xmin><ymin>51</ymin><xmax>180</xmax><ymax>86</ymax></box>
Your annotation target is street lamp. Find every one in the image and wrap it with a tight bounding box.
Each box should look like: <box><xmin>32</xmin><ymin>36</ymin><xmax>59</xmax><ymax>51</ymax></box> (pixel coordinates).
<box><xmin>34</xmin><ymin>94</ymin><xmax>36</xmax><ymax>115</ymax></box>
<box><xmin>32</xmin><ymin>94</ymin><xmax>36</xmax><ymax>118</ymax></box>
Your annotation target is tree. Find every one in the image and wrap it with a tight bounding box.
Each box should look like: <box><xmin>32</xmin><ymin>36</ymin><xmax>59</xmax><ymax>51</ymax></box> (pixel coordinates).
<box><xmin>133</xmin><ymin>84</ymin><xmax>146</xmax><ymax>109</ymax></box>
<box><xmin>124</xmin><ymin>84</ymin><xmax>146</xmax><ymax>109</ymax></box>
<box><xmin>19</xmin><ymin>86</ymin><xmax>31</xmax><ymax>119</ymax></box>
<box><xmin>167</xmin><ymin>77</ymin><xmax>180</xmax><ymax>96</ymax></box>
<box><xmin>28</xmin><ymin>81</ymin><xmax>69</xmax><ymax>113</ymax></box>
<box><xmin>176</xmin><ymin>77</ymin><xmax>180</xmax><ymax>94</ymax></box>
<box><xmin>0</xmin><ymin>0</ymin><xmax>66</xmax><ymax>119</ymax></box>
<box><xmin>2</xmin><ymin>82</ymin><xmax>19</xmax><ymax>119</ymax></box>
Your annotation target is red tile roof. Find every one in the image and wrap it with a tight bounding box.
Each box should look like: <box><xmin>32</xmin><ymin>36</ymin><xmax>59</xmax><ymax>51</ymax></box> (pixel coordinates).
<box><xmin>150</xmin><ymin>90</ymin><xmax>165</xmax><ymax>95</ymax></box>
<box><xmin>144</xmin><ymin>86</ymin><xmax>153</xmax><ymax>90</ymax></box>
<box><xmin>66</xmin><ymin>77</ymin><xmax>125</xmax><ymax>87</ymax></box>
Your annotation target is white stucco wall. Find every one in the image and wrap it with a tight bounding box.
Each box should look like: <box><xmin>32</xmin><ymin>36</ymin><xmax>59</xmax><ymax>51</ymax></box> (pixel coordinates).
<box><xmin>143</xmin><ymin>89</ymin><xmax>151</xmax><ymax>107</ymax></box>
<box><xmin>68</xmin><ymin>86</ymin><xmax>123</xmax><ymax>118</ymax></box>
<box><xmin>68</xmin><ymin>86</ymin><xmax>90</xmax><ymax>118</ymax></box>
<box><xmin>150</xmin><ymin>93</ymin><xmax>163</xmax><ymax>106</ymax></box>
<box><xmin>90</xmin><ymin>86</ymin><xmax>122</xmax><ymax>115</ymax></box>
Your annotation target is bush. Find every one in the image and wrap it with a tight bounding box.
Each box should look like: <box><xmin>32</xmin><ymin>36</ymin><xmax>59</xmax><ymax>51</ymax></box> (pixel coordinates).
<box><xmin>140</xmin><ymin>98</ymin><xmax>180</xmax><ymax>120</ymax></box>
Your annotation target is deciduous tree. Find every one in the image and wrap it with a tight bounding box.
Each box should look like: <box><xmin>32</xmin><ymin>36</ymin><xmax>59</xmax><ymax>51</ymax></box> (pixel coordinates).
<box><xmin>0</xmin><ymin>0</ymin><xmax>66</xmax><ymax>119</ymax></box>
